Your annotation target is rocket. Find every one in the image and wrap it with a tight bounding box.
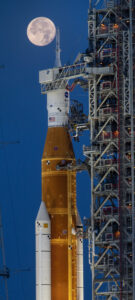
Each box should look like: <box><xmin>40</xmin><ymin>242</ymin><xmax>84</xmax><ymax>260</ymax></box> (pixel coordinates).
<box><xmin>36</xmin><ymin>30</ymin><xmax>84</xmax><ymax>300</ymax></box>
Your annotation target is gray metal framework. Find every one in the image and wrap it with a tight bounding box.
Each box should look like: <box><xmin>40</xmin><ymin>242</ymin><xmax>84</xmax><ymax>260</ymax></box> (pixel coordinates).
<box><xmin>83</xmin><ymin>0</ymin><xmax>135</xmax><ymax>299</ymax></box>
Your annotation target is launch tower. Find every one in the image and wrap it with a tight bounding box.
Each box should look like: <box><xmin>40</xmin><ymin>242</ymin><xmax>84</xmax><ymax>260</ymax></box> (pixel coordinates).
<box><xmin>84</xmin><ymin>0</ymin><xmax>135</xmax><ymax>299</ymax></box>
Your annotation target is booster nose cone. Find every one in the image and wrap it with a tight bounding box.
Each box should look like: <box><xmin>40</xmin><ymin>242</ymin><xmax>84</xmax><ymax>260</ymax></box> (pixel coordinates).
<box><xmin>36</xmin><ymin>201</ymin><xmax>51</xmax><ymax>300</ymax></box>
<box><xmin>36</xmin><ymin>201</ymin><xmax>50</xmax><ymax>223</ymax></box>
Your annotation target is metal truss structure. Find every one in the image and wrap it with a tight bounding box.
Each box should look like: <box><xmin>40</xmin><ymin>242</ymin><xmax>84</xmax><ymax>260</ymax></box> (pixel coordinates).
<box><xmin>39</xmin><ymin>0</ymin><xmax>135</xmax><ymax>298</ymax></box>
<box><xmin>83</xmin><ymin>0</ymin><xmax>135</xmax><ymax>299</ymax></box>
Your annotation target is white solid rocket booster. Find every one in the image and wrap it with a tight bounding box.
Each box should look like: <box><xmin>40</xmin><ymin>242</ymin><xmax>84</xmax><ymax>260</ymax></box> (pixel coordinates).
<box><xmin>36</xmin><ymin>201</ymin><xmax>51</xmax><ymax>300</ymax></box>
<box><xmin>77</xmin><ymin>213</ymin><xmax>84</xmax><ymax>300</ymax></box>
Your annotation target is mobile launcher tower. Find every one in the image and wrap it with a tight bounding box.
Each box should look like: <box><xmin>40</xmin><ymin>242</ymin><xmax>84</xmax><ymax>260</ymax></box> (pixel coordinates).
<box><xmin>36</xmin><ymin>0</ymin><xmax>135</xmax><ymax>299</ymax></box>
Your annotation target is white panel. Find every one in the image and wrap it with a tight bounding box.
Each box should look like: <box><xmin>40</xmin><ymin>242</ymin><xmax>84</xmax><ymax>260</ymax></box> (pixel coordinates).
<box><xmin>47</xmin><ymin>89</ymin><xmax>69</xmax><ymax>127</ymax></box>
<box><xmin>77</xmin><ymin>236</ymin><xmax>84</xmax><ymax>300</ymax></box>
<box><xmin>36</xmin><ymin>285</ymin><xmax>51</xmax><ymax>300</ymax></box>
<box><xmin>36</xmin><ymin>234</ymin><xmax>51</xmax><ymax>251</ymax></box>
<box><xmin>39</xmin><ymin>68</ymin><xmax>59</xmax><ymax>84</ymax></box>
<box><xmin>86</xmin><ymin>66</ymin><xmax>113</xmax><ymax>74</ymax></box>
<box><xmin>39</xmin><ymin>69</ymin><xmax>54</xmax><ymax>83</ymax></box>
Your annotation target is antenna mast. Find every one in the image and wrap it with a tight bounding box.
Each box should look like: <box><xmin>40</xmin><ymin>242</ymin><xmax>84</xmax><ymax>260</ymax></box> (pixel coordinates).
<box><xmin>55</xmin><ymin>27</ymin><xmax>61</xmax><ymax>67</ymax></box>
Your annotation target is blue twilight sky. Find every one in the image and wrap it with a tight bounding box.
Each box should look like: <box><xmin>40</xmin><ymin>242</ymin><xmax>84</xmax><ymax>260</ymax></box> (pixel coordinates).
<box><xmin>0</xmin><ymin>0</ymin><xmax>91</xmax><ymax>299</ymax></box>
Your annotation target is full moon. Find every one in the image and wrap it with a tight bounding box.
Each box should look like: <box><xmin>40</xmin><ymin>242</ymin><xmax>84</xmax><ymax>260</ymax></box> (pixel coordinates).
<box><xmin>27</xmin><ymin>17</ymin><xmax>56</xmax><ymax>46</ymax></box>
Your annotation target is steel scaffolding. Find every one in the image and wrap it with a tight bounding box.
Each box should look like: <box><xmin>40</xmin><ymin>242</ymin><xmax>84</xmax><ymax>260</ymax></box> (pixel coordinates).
<box><xmin>83</xmin><ymin>0</ymin><xmax>135</xmax><ymax>299</ymax></box>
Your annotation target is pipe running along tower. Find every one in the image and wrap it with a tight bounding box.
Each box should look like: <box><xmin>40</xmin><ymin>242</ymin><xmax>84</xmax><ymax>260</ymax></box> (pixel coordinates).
<box><xmin>36</xmin><ymin>0</ymin><xmax>135</xmax><ymax>299</ymax></box>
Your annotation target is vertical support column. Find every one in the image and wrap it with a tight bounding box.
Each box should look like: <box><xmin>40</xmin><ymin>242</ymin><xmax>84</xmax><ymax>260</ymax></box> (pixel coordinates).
<box><xmin>123</xmin><ymin>31</ymin><xmax>130</xmax><ymax>114</ymax></box>
<box><xmin>88</xmin><ymin>78</ymin><xmax>97</xmax><ymax>119</ymax></box>
<box><xmin>88</xmin><ymin>76</ymin><xmax>96</xmax><ymax>299</ymax></box>
<box><xmin>88</xmin><ymin>8</ymin><xmax>96</xmax><ymax>54</ymax></box>
<box><xmin>67</xmin><ymin>171</ymin><xmax>72</xmax><ymax>300</ymax></box>
<box><xmin>87</xmin><ymin>10</ymin><xmax>97</xmax><ymax>299</ymax></box>
<box><xmin>129</xmin><ymin>1</ymin><xmax>135</xmax><ymax>299</ymax></box>
<box><xmin>90</xmin><ymin>124</ymin><xmax>95</xmax><ymax>300</ymax></box>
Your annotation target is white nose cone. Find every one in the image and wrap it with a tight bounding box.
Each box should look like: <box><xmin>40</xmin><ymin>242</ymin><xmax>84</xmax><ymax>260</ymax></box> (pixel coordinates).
<box><xmin>36</xmin><ymin>201</ymin><xmax>51</xmax><ymax>300</ymax></box>
<box><xmin>36</xmin><ymin>201</ymin><xmax>50</xmax><ymax>223</ymax></box>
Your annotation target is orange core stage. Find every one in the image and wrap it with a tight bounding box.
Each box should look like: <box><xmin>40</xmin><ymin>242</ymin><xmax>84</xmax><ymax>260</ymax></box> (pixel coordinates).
<box><xmin>42</xmin><ymin>127</ymin><xmax>77</xmax><ymax>300</ymax></box>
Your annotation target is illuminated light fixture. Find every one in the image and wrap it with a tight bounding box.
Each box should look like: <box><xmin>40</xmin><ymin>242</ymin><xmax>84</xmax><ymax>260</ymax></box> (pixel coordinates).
<box><xmin>113</xmin><ymin>24</ymin><xmax>119</xmax><ymax>29</ymax></box>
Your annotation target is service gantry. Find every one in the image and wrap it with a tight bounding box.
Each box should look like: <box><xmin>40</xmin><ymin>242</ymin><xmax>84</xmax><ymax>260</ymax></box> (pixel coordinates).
<box><xmin>83</xmin><ymin>0</ymin><xmax>135</xmax><ymax>299</ymax></box>
<box><xmin>39</xmin><ymin>0</ymin><xmax>135</xmax><ymax>299</ymax></box>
